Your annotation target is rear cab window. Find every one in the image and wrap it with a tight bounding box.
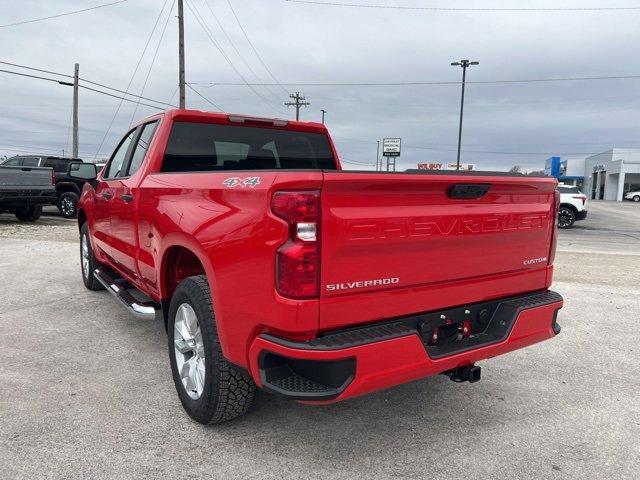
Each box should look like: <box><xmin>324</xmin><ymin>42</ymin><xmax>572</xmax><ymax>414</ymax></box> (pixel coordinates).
<box><xmin>43</xmin><ymin>158</ymin><xmax>72</xmax><ymax>173</ymax></box>
<box><xmin>21</xmin><ymin>157</ymin><xmax>41</xmax><ymax>167</ymax></box>
<box><xmin>161</xmin><ymin>122</ymin><xmax>337</xmax><ymax>172</ymax></box>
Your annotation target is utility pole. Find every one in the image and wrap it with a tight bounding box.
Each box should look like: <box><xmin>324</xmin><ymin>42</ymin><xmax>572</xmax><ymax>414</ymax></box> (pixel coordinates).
<box><xmin>177</xmin><ymin>0</ymin><xmax>186</xmax><ymax>109</ymax></box>
<box><xmin>284</xmin><ymin>92</ymin><xmax>310</xmax><ymax>121</ymax></box>
<box><xmin>72</xmin><ymin>63</ymin><xmax>79</xmax><ymax>158</ymax></box>
<box><xmin>376</xmin><ymin>140</ymin><xmax>380</xmax><ymax>171</ymax></box>
<box><xmin>451</xmin><ymin>59</ymin><xmax>478</xmax><ymax>170</ymax></box>
<box><xmin>321</xmin><ymin>109</ymin><xmax>326</xmax><ymax>124</ymax></box>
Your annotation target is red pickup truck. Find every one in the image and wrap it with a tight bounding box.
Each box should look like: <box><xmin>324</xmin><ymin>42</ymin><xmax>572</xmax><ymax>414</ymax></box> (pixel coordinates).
<box><xmin>72</xmin><ymin>109</ymin><xmax>563</xmax><ymax>424</ymax></box>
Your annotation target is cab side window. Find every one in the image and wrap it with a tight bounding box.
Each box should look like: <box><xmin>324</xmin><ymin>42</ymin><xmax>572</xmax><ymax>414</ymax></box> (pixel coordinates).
<box><xmin>127</xmin><ymin>121</ymin><xmax>158</xmax><ymax>176</ymax></box>
<box><xmin>104</xmin><ymin>130</ymin><xmax>136</xmax><ymax>179</ymax></box>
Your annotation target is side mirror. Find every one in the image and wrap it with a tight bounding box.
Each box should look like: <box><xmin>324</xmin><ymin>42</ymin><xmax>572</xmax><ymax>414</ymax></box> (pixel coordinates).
<box><xmin>68</xmin><ymin>162</ymin><xmax>97</xmax><ymax>180</ymax></box>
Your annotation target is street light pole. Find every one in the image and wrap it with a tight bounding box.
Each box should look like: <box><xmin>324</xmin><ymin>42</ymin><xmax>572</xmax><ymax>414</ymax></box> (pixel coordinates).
<box><xmin>321</xmin><ymin>109</ymin><xmax>326</xmax><ymax>124</ymax></box>
<box><xmin>451</xmin><ymin>59</ymin><xmax>478</xmax><ymax>171</ymax></box>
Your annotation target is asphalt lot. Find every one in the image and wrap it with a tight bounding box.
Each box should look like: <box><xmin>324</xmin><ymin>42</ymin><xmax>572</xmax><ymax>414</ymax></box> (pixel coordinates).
<box><xmin>1</xmin><ymin>201</ymin><xmax>639</xmax><ymax>480</ymax></box>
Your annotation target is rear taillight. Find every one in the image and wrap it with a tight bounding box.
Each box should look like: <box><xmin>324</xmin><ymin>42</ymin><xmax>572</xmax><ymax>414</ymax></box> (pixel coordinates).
<box><xmin>51</xmin><ymin>170</ymin><xmax>56</xmax><ymax>185</ymax></box>
<box><xmin>271</xmin><ymin>191</ymin><xmax>320</xmax><ymax>299</ymax></box>
<box><xmin>549</xmin><ymin>190</ymin><xmax>560</xmax><ymax>265</ymax></box>
<box><xmin>573</xmin><ymin>195</ymin><xmax>587</xmax><ymax>206</ymax></box>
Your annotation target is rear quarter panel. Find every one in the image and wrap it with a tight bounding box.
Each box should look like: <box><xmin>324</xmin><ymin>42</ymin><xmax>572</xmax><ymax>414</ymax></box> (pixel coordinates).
<box><xmin>136</xmin><ymin>170</ymin><xmax>324</xmax><ymax>367</ymax></box>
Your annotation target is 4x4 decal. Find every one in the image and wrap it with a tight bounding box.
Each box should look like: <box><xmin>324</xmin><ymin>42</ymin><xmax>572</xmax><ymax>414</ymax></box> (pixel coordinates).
<box><xmin>223</xmin><ymin>177</ymin><xmax>261</xmax><ymax>188</ymax></box>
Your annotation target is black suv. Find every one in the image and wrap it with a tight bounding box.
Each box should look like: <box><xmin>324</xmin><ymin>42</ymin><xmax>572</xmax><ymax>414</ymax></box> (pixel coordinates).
<box><xmin>1</xmin><ymin>155</ymin><xmax>87</xmax><ymax>218</ymax></box>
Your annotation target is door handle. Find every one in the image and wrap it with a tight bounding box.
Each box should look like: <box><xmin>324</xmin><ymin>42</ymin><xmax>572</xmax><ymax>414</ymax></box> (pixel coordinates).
<box><xmin>101</xmin><ymin>191</ymin><xmax>113</xmax><ymax>200</ymax></box>
<box><xmin>120</xmin><ymin>193</ymin><xmax>134</xmax><ymax>203</ymax></box>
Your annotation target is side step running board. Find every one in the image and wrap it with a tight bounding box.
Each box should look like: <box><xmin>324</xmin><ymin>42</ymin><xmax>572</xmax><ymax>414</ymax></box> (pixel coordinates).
<box><xmin>94</xmin><ymin>268</ymin><xmax>157</xmax><ymax>320</ymax></box>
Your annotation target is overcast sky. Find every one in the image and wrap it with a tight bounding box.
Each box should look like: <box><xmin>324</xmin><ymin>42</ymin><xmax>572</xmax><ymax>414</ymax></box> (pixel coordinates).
<box><xmin>1</xmin><ymin>0</ymin><xmax>640</xmax><ymax>170</ymax></box>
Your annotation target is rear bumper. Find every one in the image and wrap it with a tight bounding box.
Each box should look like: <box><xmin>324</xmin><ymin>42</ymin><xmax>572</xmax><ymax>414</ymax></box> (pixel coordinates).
<box><xmin>248</xmin><ymin>291</ymin><xmax>563</xmax><ymax>403</ymax></box>
<box><xmin>576</xmin><ymin>210</ymin><xmax>587</xmax><ymax>220</ymax></box>
<box><xmin>0</xmin><ymin>190</ymin><xmax>56</xmax><ymax>208</ymax></box>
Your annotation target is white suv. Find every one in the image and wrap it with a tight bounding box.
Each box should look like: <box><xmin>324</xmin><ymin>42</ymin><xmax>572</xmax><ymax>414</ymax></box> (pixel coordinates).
<box><xmin>557</xmin><ymin>185</ymin><xmax>588</xmax><ymax>229</ymax></box>
<box><xmin>624</xmin><ymin>190</ymin><xmax>640</xmax><ymax>202</ymax></box>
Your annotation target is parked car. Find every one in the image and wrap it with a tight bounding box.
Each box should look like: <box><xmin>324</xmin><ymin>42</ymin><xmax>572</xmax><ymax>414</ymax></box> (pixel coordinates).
<box><xmin>0</xmin><ymin>162</ymin><xmax>55</xmax><ymax>221</ymax></box>
<box><xmin>624</xmin><ymin>190</ymin><xmax>640</xmax><ymax>202</ymax></box>
<box><xmin>1</xmin><ymin>155</ymin><xmax>86</xmax><ymax>218</ymax></box>
<box><xmin>557</xmin><ymin>184</ymin><xmax>588</xmax><ymax>228</ymax></box>
<box><xmin>71</xmin><ymin>109</ymin><xmax>564</xmax><ymax>424</ymax></box>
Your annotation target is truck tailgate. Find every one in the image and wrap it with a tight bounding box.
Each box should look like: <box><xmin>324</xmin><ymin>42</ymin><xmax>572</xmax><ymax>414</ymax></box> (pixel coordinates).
<box><xmin>319</xmin><ymin>171</ymin><xmax>557</xmax><ymax>331</ymax></box>
<box><xmin>0</xmin><ymin>166</ymin><xmax>53</xmax><ymax>189</ymax></box>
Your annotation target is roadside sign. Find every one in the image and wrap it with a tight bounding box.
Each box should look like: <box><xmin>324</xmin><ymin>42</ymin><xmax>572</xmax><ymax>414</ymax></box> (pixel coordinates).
<box><xmin>417</xmin><ymin>163</ymin><xmax>476</xmax><ymax>171</ymax></box>
<box><xmin>382</xmin><ymin>138</ymin><xmax>401</xmax><ymax>157</ymax></box>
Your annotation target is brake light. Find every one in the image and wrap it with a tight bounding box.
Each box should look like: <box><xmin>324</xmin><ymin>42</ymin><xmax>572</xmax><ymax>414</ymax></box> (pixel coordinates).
<box><xmin>271</xmin><ymin>191</ymin><xmax>320</xmax><ymax>299</ymax></box>
<box><xmin>572</xmin><ymin>195</ymin><xmax>587</xmax><ymax>206</ymax></box>
<box><xmin>549</xmin><ymin>190</ymin><xmax>560</xmax><ymax>265</ymax></box>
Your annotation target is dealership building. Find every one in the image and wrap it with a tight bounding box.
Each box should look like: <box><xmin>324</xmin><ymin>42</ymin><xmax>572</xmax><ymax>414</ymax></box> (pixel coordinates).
<box><xmin>545</xmin><ymin>149</ymin><xmax>640</xmax><ymax>201</ymax></box>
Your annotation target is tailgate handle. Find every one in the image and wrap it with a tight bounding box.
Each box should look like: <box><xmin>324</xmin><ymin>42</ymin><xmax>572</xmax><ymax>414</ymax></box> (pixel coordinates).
<box><xmin>447</xmin><ymin>183</ymin><xmax>490</xmax><ymax>199</ymax></box>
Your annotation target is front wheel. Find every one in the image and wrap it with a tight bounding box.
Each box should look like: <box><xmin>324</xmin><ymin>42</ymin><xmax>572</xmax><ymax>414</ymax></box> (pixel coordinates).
<box><xmin>80</xmin><ymin>222</ymin><xmax>104</xmax><ymax>291</ymax></box>
<box><xmin>168</xmin><ymin>275</ymin><xmax>255</xmax><ymax>424</ymax></box>
<box><xmin>58</xmin><ymin>192</ymin><xmax>79</xmax><ymax>218</ymax></box>
<box><xmin>558</xmin><ymin>206</ymin><xmax>576</xmax><ymax>229</ymax></box>
<box><xmin>633</xmin><ymin>195</ymin><xmax>640</xmax><ymax>202</ymax></box>
<box><xmin>14</xmin><ymin>205</ymin><xmax>42</xmax><ymax>222</ymax></box>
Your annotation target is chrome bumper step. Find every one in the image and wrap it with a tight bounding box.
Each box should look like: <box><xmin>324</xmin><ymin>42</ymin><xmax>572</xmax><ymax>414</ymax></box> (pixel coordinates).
<box><xmin>93</xmin><ymin>268</ymin><xmax>157</xmax><ymax>320</ymax></box>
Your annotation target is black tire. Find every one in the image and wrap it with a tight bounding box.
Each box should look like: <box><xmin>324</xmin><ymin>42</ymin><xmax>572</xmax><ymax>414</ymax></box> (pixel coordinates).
<box><xmin>168</xmin><ymin>275</ymin><xmax>255</xmax><ymax>424</ymax></box>
<box><xmin>14</xmin><ymin>205</ymin><xmax>42</xmax><ymax>222</ymax></box>
<box><xmin>58</xmin><ymin>192</ymin><xmax>79</xmax><ymax>219</ymax></box>
<box><xmin>633</xmin><ymin>195</ymin><xmax>640</xmax><ymax>203</ymax></box>
<box><xmin>558</xmin><ymin>206</ymin><xmax>576</xmax><ymax>229</ymax></box>
<box><xmin>80</xmin><ymin>222</ymin><xmax>104</xmax><ymax>291</ymax></box>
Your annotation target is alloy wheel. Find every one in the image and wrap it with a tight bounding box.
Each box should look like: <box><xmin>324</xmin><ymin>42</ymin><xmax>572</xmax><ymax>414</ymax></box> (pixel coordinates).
<box><xmin>174</xmin><ymin>303</ymin><xmax>206</xmax><ymax>400</ymax></box>
<box><xmin>558</xmin><ymin>209</ymin><xmax>574</xmax><ymax>228</ymax></box>
<box><xmin>60</xmin><ymin>197</ymin><xmax>75</xmax><ymax>216</ymax></box>
<box><xmin>81</xmin><ymin>234</ymin><xmax>90</xmax><ymax>279</ymax></box>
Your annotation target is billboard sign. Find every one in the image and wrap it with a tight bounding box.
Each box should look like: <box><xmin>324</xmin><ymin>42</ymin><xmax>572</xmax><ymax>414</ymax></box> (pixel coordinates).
<box><xmin>417</xmin><ymin>163</ymin><xmax>475</xmax><ymax>171</ymax></box>
<box><xmin>382</xmin><ymin>138</ymin><xmax>401</xmax><ymax>157</ymax></box>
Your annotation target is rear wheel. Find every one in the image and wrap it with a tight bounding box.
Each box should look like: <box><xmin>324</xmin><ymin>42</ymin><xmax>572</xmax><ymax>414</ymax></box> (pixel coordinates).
<box><xmin>14</xmin><ymin>205</ymin><xmax>42</xmax><ymax>222</ymax></box>
<box><xmin>558</xmin><ymin>206</ymin><xmax>576</xmax><ymax>229</ymax></box>
<box><xmin>80</xmin><ymin>222</ymin><xmax>104</xmax><ymax>291</ymax></box>
<box><xmin>168</xmin><ymin>275</ymin><xmax>255</xmax><ymax>424</ymax></box>
<box><xmin>58</xmin><ymin>192</ymin><xmax>79</xmax><ymax>218</ymax></box>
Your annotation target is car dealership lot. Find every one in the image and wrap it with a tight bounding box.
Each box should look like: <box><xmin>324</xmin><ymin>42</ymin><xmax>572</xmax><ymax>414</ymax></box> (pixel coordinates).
<box><xmin>1</xmin><ymin>202</ymin><xmax>638</xmax><ymax>480</ymax></box>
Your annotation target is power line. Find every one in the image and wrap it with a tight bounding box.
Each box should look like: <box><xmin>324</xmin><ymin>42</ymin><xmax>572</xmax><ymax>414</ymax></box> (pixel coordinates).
<box><xmin>200</xmin><ymin>0</ymin><xmax>282</xmax><ymax>104</ymax></box>
<box><xmin>0</xmin><ymin>69</ymin><xmax>168</xmax><ymax>110</ymax></box>
<box><xmin>129</xmin><ymin>0</ymin><xmax>176</xmax><ymax>126</ymax></box>
<box><xmin>77</xmin><ymin>85</ymin><xmax>166</xmax><ymax>109</ymax></box>
<box><xmin>0</xmin><ymin>60</ymin><xmax>72</xmax><ymax>79</ymax></box>
<box><xmin>226</xmin><ymin>0</ymin><xmax>288</xmax><ymax>95</ymax></box>
<box><xmin>186</xmin><ymin>83</ymin><xmax>224</xmax><ymax>111</ymax></box>
<box><xmin>193</xmin><ymin>74</ymin><xmax>640</xmax><ymax>87</ymax></box>
<box><xmin>284</xmin><ymin>0</ymin><xmax>640</xmax><ymax>12</ymax></box>
<box><xmin>0</xmin><ymin>68</ymin><xmax>70</xmax><ymax>85</ymax></box>
<box><xmin>0</xmin><ymin>0</ymin><xmax>129</xmax><ymax>28</ymax></box>
<box><xmin>0</xmin><ymin>60</ymin><xmax>176</xmax><ymax>106</ymax></box>
<box><xmin>184</xmin><ymin>0</ymin><xmax>287</xmax><ymax>115</ymax></box>
<box><xmin>93</xmin><ymin>0</ymin><xmax>171</xmax><ymax>158</ymax></box>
